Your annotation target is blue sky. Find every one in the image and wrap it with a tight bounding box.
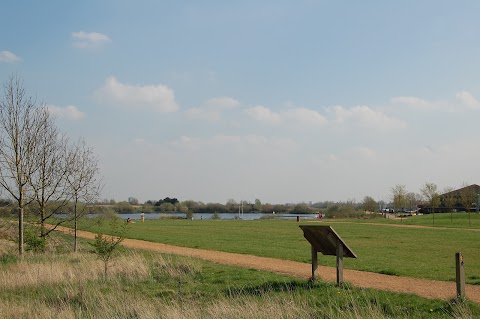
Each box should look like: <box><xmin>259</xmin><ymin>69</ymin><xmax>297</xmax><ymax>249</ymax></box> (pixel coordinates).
<box><xmin>1</xmin><ymin>1</ymin><xmax>480</xmax><ymax>204</ymax></box>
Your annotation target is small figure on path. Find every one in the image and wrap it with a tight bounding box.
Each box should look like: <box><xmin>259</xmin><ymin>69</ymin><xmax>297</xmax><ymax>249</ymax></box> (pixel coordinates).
<box><xmin>141</xmin><ymin>212</ymin><xmax>145</xmax><ymax>222</ymax></box>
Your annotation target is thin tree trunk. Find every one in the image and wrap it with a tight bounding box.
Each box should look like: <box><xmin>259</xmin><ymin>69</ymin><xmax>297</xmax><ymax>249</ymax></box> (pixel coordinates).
<box><xmin>74</xmin><ymin>198</ymin><xmax>78</xmax><ymax>253</ymax></box>
<box><xmin>18</xmin><ymin>206</ymin><xmax>23</xmax><ymax>256</ymax></box>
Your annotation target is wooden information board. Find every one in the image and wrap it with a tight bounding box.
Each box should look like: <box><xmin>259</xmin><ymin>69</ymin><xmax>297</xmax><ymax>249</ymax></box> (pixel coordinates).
<box><xmin>299</xmin><ymin>225</ymin><xmax>357</xmax><ymax>286</ymax></box>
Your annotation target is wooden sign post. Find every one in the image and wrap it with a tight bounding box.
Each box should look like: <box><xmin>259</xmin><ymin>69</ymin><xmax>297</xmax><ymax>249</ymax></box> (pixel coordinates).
<box><xmin>299</xmin><ymin>225</ymin><xmax>357</xmax><ymax>286</ymax></box>
<box><xmin>336</xmin><ymin>239</ymin><xmax>344</xmax><ymax>285</ymax></box>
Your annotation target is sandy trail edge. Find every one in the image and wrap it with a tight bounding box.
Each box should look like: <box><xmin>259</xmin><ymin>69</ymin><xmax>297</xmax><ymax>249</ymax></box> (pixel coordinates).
<box><xmin>54</xmin><ymin>225</ymin><xmax>480</xmax><ymax>303</ymax></box>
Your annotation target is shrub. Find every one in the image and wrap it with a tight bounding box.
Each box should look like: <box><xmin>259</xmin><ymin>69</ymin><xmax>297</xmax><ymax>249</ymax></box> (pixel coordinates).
<box><xmin>90</xmin><ymin>219</ymin><xmax>127</xmax><ymax>277</ymax></box>
<box><xmin>24</xmin><ymin>229</ymin><xmax>45</xmax><ymax>253</ymax></box>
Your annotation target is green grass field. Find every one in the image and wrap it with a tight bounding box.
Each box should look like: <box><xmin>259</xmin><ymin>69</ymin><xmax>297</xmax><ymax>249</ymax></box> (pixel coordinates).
<box><xmin>3</xmin><ymin>216</ymin><xmax>480</xmax><ymax>318</ymax></box>
<box><xmin>75</xmin><ymin>213</ymin><xmax>480</xmax><ymax>284</ymax></box>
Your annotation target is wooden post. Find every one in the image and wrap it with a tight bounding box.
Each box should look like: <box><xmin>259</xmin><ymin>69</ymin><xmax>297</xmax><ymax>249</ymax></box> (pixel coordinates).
<box><xmin>311</xmin><ymin>245</ymin><xmax>318</xmax><ymax>280</ymax></box>
<box><xmin>456</xmin><ymin>252</ymin><xmax>465</xmax><ymax>300</ymax></box>
<box><xmin>336</xmin><ymin>239</ymin><xmax>344</xmax><ymax>286</ymax></box>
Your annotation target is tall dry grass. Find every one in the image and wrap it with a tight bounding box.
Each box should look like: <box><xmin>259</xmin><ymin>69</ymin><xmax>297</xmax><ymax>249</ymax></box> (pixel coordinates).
<box><xmin>0</xmin><ymin>252</ymin><xmax>150</xmax><ymax>290</ymax></box>
<box><xmin>0</xmin><ymin>239</ymin><xmax>475</xmax><ymax>319</ymax></box>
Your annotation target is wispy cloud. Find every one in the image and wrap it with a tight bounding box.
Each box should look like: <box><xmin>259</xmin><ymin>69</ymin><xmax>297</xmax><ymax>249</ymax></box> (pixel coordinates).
<box><xmin>0</xmin><ymin>50</ymin><xmax>21</xmax><ymax>63</ymax></box>
<box><xmin>390</xmin><ymin>96</ymin><xmax>435</xmax><ymax>110</ymax></box>
<box><xmin>72</xmin><ymin>31</ymin><xmax>111</xmax><ymax>48</ymax></box>
<box><xmin>392</xmin><ymin>91</ymin><xmax>480</xmax><ymax>112</ymax></box>
<box><xmin>95</xmin><ymin>76</ymin><xmax>178</xmax><ymax>113</ymax></box>
<box><xmin>47</xmin><ymin>104</ymin><xmax>85</xmax><ymax>120</ymax></box>
<box><xmin>170</xmin><ymin>134</ymin><xmax>297</xmax><ymax>153</ymax></box>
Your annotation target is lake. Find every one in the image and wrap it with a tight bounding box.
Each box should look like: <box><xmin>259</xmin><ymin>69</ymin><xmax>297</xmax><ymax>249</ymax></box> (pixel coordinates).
<box><xmin>120</xmin><ymin>212</ymin><xmax>320</xmax><ymax>221</ymax></box>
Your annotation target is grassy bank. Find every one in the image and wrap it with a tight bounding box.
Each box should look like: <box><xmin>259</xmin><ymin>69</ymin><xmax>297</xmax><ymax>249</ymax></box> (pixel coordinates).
<box><xmin>71</xmin><ymin>217</ymin><xmax>480</xmax><ymax>283</ymax></box>
<box><xmin>0</xmin><ymin>236</ymin><xmax>479</xmax><ymax>319</ymax></box>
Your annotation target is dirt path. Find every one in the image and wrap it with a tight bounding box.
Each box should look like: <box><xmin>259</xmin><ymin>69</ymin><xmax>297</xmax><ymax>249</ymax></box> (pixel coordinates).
<box><xmin>55</xmin><ymin>225</ymin><xmax>480</xmax><ymax>303</ymax></box>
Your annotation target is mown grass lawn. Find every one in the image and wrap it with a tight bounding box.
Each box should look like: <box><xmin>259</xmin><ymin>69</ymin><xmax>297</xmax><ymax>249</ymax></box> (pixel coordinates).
<box><xmin>73</xmin><ymin>215</ymin><xmax>480</xmax><ymax>283</ymax></box>
<box><xmin>342</xmin><ymin>212</ymin><xmax>480</xmax><ymax>229</ymax></box>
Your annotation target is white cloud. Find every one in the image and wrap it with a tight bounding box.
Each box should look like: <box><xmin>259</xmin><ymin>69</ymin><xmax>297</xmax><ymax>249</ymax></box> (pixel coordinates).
<box><xmin>390</xmin><ymin>96</ymin><xmax>434</xmax><ymax>110</ymax></box>
<box><xmin>185</xmin><ymin>96</ymin><xmax>239</xmax><ymax>121</ymax></box>
<box><xmin>283</xmin><ymin>107</ymin><xmax>327</xmax><ymax>126</ymax></box>
<box><xmin>456</xmin><ymin>91</ymin><xmax>480</xmax><ymax>110</ymax></box>
<box><xmin>245</xmin><ymin>105</ymin><xmax>326</xmax><ymax>127</ymax></box>
<box><xmin>95</xmin><ymin>76</ymin><xmax>178</xmax><ymax>113</ymax></box>
<box><xmin>0</xmin><ymin>50</ymin><xmax>21</xmax><ymax>63</ymax></box>
<box><xmin>245</xmin><ymin>105</ymin><xmax>282</xmax><ymax>124</ymax></box>
<box><xmin>47</xmin><ymin>104</ymin><xmax>85</xmax><ymax>120</ymax></box>
<box><xmin>72</xmin><ymin>31</ymin><xmax>111</xmax><ymax>48</ymax></box>
<box><xmin>392</xmin><ymin>92</ymin><xmax>480</xmax><ymax>112</ymax></box>
<box><xmin>330</xmin><ymin>105</ymin><xmax>406</xmax><ymax>129</ymax></box>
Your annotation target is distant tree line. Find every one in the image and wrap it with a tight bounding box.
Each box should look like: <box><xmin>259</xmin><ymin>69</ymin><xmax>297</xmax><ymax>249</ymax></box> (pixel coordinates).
<box><xmin>106</xmin><ymin>182</ymin><xmax>479</xmax><ymax>220</ymax></box>
<box><xmin>139</xmin><ymin>198</ymin><xmax>318</xmax><ymax>215</ymax></box>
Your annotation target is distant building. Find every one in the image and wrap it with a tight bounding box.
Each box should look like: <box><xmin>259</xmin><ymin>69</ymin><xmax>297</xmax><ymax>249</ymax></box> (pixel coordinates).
<box><xmin>419</xmin><ymin>184</ymin><xmax>480</xmax><ymax>213</ymax></box>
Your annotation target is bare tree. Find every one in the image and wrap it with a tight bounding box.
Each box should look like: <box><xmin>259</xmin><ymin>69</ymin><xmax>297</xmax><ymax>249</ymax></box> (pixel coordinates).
<box><xmin>420</xmin><ymin>182</ymin><xmax>440</xmax><ymax>224</ymax></box>
<box><xmin>29</xmin><ymin>108</ymin><xmax>70</xmax><ymax>240</ymax></box>
<box><xmin>406</xmin><ymin>192</ymin><xmax>421</xmax><ymax>212</ymax></box>
<box><xmin>0</xmin><ymin>75</ymin><xmax>44</xmax><ymax>255</ymax></box>
<box><xmin>65</xmin><ymin>138</ymin><xmax>102</xmax><ymax>252</ymax></box>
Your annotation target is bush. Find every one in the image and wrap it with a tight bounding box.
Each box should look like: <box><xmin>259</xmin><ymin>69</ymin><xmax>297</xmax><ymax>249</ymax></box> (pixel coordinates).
<box><xmin>211</xmin><ymin>212</ymin><xmax>221</xmax><ymax>220</ymax></box>
<box><xmin>90</xmin><ymin>219</ymin><xmax>127</xmax><ymax>277</ymax></box>
<box><xmin>24</xmin><ymin>229</ymin><xmax>46</xmax><ymax>253</ymax></box>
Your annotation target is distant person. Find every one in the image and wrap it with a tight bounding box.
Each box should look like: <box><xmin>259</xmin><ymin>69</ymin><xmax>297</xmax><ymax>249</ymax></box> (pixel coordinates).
<box><xmin>141</xmin><ymin>212</ymin><xmax>145</xmax><ymax>222</ymax></box>
<box><xmin>127</xmin><ymin>217</ymin><xmax>132</xmax><ymax>223</ymax></box>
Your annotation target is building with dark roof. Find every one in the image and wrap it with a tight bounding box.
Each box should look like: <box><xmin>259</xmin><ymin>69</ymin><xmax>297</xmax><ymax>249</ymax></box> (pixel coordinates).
<box><xmin>420</xmin><ymin>184</ymin><xmax>480</xmax><ymax>213</ymax></box>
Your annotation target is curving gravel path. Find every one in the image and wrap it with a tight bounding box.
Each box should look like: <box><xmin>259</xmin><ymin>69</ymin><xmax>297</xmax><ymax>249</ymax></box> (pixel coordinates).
<box><xmin>54</xmin><ymin>225</ymin><xmax>480</xmax><ymax>303</ymax></box>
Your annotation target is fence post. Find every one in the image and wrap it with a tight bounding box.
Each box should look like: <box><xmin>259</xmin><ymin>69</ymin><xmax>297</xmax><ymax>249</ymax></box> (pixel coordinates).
<box><xmin>336</xmin><ymin>239</ymin><xmax>344</xmax><ymax>286</ymax></box>
<box><xmin>456</xmin><ymin>252</ymin><xmax>465</xmax><ymax>300</ymax></box>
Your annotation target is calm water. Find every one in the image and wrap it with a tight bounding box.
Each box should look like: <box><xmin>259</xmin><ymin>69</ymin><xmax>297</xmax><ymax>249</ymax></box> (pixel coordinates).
<box><xmin>120</xmin><ymin>212</ymin><xmax>320</xmax><ymax>221</ymax></box>
<box><xmin>55</xmin><ymin>212</ymin><xmax>320</xmax><ymax>220</ymax></box>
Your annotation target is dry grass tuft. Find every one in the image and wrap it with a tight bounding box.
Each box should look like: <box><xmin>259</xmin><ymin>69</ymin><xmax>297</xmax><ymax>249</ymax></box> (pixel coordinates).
<box><xmin>153</xmin><ymin>254</ymin><xmax>201</xmax><ymax>278</ymax></box>
<box><xmin>0</xmin><ymin>238</ymin><xmax>16</xmax><ymax>255</ymax></box>
<box><xmin>0</xmin><ymin>252</ymin><xmax>150</xmax><ymax>290</ymax></box>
